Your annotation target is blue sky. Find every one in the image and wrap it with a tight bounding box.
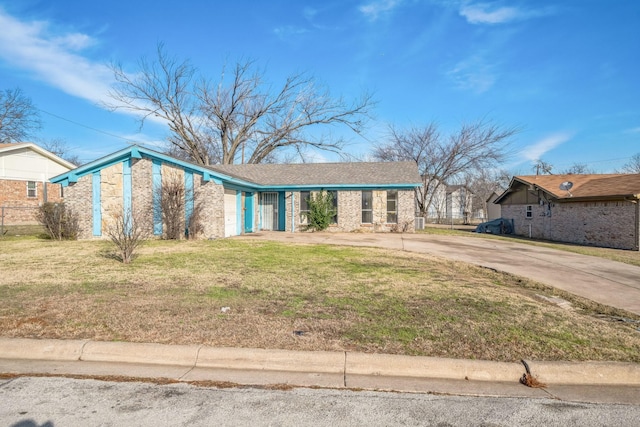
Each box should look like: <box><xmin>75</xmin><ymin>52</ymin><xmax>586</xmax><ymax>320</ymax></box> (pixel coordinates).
<box><xmin>0</xmin><ymin>0</ymin><xmax>638</xmax><ymax>173</ymax></box>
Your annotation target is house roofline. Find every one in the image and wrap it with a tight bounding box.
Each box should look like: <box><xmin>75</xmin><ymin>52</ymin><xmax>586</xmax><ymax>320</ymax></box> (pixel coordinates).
<box><xmin>50</xmin><ymin>145</ymin><xmax>423</xmax><ymax>191</ymax></box>
<box><xmin>0</xmin><ymin>142</ymin><xmax>76</xmax><ymax>170</ymax></box>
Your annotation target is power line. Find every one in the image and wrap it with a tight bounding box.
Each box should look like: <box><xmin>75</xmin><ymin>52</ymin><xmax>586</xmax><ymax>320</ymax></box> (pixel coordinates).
<box><xmin>37</xmin><ymin>108</ymin><xmax>137</xmax><ymax>143</ymax></box>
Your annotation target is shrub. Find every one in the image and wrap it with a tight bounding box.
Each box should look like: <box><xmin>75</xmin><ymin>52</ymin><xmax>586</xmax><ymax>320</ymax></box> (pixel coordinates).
<box><xmin>106</xmin><ymin>208</ymin><xmax>149</xmax><ymax>264</ymax></box>
<box><xmin>35</xmin><ymin>202</ymin><xmax>79</xmax><ymax>240</ymax></box>
<box><xmin>155</xmin><ymin>175</ymin><xmax>203</xmax><ymax>240</ymax></box>
<box><xmin>304</xmin><ymin>191</ymin><xmax>336</xmax><ymax>231</ymax></box>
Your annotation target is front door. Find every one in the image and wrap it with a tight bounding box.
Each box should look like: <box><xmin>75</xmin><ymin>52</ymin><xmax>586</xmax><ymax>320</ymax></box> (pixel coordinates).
<box><xmin>261</xmin><ymin>192</ymin><xmax>278</xmax><ymax>231</ymax></box>
<box><xmin>244</xmin><ymin>192</ymin><xmax>254</xmax><ymax>233</ymax></box>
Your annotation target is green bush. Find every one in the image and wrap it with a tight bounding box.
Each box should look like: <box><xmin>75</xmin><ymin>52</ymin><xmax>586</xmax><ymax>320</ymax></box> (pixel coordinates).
<box><xmin>35</xmin><ymin>202</ymin><xmax>79</xmax><ymax>240</ymax></box>
<box><xmin>304</xmin><ymin>191</ymin><xmax>336</xmax><ymax>231</ymax></box>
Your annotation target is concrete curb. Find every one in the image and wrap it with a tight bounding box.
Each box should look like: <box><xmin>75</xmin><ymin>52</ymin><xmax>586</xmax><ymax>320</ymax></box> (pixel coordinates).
<box><xmin>525</xmin><ymin>360</ymin><xmax>640</xmax><ymax>386</ymax></box>
<box><xmin>1</xmin><ymin>338</ymin><xmax>639</xmax><ymax>387</ymax></box>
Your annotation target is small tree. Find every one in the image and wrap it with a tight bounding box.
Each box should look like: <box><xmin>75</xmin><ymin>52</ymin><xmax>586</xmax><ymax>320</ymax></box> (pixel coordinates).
<box><xmin>304</xmin><ymin>191</ymin><xmax>336</xmax><ymax>231</ymax></box>
<box><xmin>106</xmin><ymin>208</ymin><xmax>149</xmax><ymax>264</ymax></box>
<box><xmin>35</xmin><ymin>202</ymin><xmax>79</xmax><ymax>240</ymax></box>
<box><xmin>155</xmin><ymin>174</ymin><xmax>204</xmax><ymax>239</ymax></box>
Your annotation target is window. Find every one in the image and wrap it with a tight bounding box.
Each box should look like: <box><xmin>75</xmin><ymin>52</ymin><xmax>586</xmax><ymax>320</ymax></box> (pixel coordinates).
<box><xmin>386</xmin><ymin>190</ymin><xmax>398</xmax><ymax>223</ymax></box>
<box><xmin>26</xmin><ymin>181</ymin><xmax>37</xmax><ymax>198</ymax></box>
<box><xmin>361</xmin><ymin>191</ymin><xmax>372</xmax><ymax>223</ymax></box>
<box><xmin>328</xmin><ymin>190</ymin><xmax>338</xmax><ymax>224</ymax></box>
<box><xmin>526</xmin><ymin>205</ymin><xmax>533</xmax><ymax>218</ymax></box>
<box><xmin>300</xmin><ymin>191</ymin><xmax>310</xmax><ymax>223</ymax></box>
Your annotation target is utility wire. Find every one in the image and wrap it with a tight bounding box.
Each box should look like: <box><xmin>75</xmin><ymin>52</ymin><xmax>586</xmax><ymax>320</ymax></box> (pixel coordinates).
<box><xmin>37</xmin><ymin>107</ymin><xmax>138</xmax><ymax>143</ymax></box>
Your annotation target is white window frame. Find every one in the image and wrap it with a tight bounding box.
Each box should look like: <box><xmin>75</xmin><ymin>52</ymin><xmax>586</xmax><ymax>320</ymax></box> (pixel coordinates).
<box><xmin>526</xmin><ymin>205</ymin><xmax>533</xmax><ymax>218</ymax></box>
<box><xmin>26</xmin><ymin>181</ymin><xmax>37</xmax><ymax>198</ymax></box>
<box><xmin>361</xmin><ymin>191</ymin><xmax>373</xmax><ymax>224</ymax></box>
<box><xmin>299</xmin><ymin>191</ymin><xmax>310</xmax><ymax>223</ymax></box>
<box><xmin>386</xmin><ymin>190</ymin><xmax>398</xmax><ymax>224</ymax></box>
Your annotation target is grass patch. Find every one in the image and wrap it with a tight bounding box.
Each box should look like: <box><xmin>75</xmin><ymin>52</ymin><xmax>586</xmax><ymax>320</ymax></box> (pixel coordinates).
<box><xmin>1</xmin><ymin>236</ymin><xmax>639</xmax><ymax>362</ymax></box>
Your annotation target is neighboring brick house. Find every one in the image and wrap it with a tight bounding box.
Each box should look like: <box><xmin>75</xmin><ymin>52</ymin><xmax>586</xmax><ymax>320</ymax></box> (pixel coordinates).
<box><xmin>50</xmin><ymin>145</ymin><xmax>421</xmax><ymax>239</ymax></box>
<box><xmin>494</xmin><ymin>174</ymin><xmax>640</xmax><ymax>250</ymax></box>
<box><xmin>0</xmin><ymin>143</ymin><xmax>76</xmax><ymax>224</ymax></box>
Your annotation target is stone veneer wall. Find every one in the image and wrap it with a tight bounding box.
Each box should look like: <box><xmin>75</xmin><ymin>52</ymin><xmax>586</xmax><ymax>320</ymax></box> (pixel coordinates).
<box><xmin>131</xmin><ymin>157</ymin><xmax>153</xmax><ymax>234</ymax></box>
<box><xmin>502</xmin><ymin>200</ymin><xmax>639</xmax><ymax>250</ymax></box>
<box><xmin>100</xmin><ymin>163</ymin><xmax>123</xmax><ymax>234</ymax></box>
<box><xmin>284</xmin><ymin>189</ymin><xmax>416</xmax><ymax>233</ymax></box>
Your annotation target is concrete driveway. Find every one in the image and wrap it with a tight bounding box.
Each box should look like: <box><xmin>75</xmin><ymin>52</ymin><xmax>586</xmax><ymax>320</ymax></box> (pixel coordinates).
<box><xmin>238</xmin><ymin>232</ymin><xmax>640</xmax><ymax>316</ymax></box>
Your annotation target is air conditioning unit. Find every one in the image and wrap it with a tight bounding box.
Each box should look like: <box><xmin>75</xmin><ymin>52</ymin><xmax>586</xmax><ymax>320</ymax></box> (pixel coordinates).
<box><xmin>415</xmin><ymin>217</ymin><xmax>425</xmax><ymax>230</ymax></box>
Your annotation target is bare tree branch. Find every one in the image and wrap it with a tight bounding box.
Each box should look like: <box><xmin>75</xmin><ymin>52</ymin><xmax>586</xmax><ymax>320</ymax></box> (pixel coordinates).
<box><xmin>373</xmin><ymin>120</ymin><xmax>518</xmax><ymax>218</ymax></box>
<box><xmin>620</xmin><ymin>153</ymin><xmax>640</xmax><ymax>174</ymax></box>
<box><xmin>106</xmin><ymin>44</ymin><xmax>375</xmax><ymax>165</ymax></box>
<box><xmin>0</xmin><ymin>87</ymin><xmax>42</xmax><ymax>143</ymax></box>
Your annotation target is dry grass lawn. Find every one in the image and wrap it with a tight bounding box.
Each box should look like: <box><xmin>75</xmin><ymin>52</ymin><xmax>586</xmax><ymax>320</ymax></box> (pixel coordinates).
<box><xmin>1</xmin><ymin>237</ymin><xmax>639</xmax><ymax>363</ymax></box>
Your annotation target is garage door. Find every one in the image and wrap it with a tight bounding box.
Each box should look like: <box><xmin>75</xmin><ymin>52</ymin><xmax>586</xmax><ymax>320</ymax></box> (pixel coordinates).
<box><xmin>224</xmin><ymin>190</ymin><xmax>238</xmax><ymax>237</ymax></box>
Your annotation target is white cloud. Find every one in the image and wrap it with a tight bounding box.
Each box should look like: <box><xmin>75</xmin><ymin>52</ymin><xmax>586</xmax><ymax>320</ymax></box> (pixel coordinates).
<box><xmin>520</xmin><ymin>132</ymin><xmax>573</xmax><ymax>162</ymax></box>
<box><xmin>273</xmin><ymin>25</ymin><xmax>309</xmax><ymax>40</ymax></box>
<box><xmin>359</xmin><ymin>0</ymin><xmax>401</xmax><ymax>22</ymax></box>
<box><xmin>0</xmin><ymin>9</ymin><xmax>113</xmax><ymax>105</ymax></box>
<box><xmin>460</xmin><ymin>3</ymin><xmax>518</xmax><ymax>24</ymax></box>
<box><xmin>447</xmin><ymin>55</ymin><xmax>497</xmax><ymax>94</ymax></box>
<box><xmin>460</xmin><ymin>2</ymin><xmax>556</xmax><ymax>25</ymax></box>
<box><xmin>625</xmin><ymin>127</ymin><xmax>640</xmax><ymax>134</ymax></box>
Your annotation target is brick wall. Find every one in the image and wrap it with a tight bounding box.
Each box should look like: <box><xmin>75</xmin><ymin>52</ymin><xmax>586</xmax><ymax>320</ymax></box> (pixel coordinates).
<box><xmin>0</xmin><ymin>178</ymin><xmax>64</xmax><ymax>224</ymax></box>
<box><xmin>284</xmin><ymin>189</ymin><xmax>416</xmax><ymax>233</ymax></box>
<box><xmin>502</xmin><ymin>200</ymin><xmax>639</xmax><ymax>250</ymax></box>
<box><xmin>65</xmin><ymin>174</ymin><xmax>93</xmax><ymax>239</ymax></box>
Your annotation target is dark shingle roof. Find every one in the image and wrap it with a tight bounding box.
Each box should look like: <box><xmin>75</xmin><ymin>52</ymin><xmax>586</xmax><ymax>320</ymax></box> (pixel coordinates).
<box><xmin>208</xmin><ymin>161</ymin><xmax>421</xmax><ymax>186</ymax></box>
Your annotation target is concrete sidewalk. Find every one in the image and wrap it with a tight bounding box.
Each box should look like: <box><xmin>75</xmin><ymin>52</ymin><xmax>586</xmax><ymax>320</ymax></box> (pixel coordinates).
<box><xmin>1</xmin><ymin>338</ymin><xmax>639</xmax><ymax>405</ymax></box>
<box><xmin>238</xmin><ymin>232</ymin><xmax>640</xmax><ymax>315</ymax></box>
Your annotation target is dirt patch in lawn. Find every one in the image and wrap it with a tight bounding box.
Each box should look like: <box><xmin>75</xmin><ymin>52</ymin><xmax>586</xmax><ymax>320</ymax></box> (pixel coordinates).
<box><xmin>1</xmin><ymin>238</ymin><xmax>639</xmax><ymax>363</ymax></box>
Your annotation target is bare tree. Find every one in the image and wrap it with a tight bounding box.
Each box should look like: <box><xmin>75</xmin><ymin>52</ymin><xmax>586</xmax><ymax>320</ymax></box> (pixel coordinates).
<box><xmin>107</xmin><ymin>44</ymin><xmax>374</xmax><ymax>165</ymax></box>
<box><xmin>106</xmin><ymin>208</ymin><xmax>150</xmax><ymax>264</ymax></box>
<box><xmin>532</xmin><ymin>159</ymin><xmax>553</xmax><ymax>175</ymax></box>
<box><xmin>40</xmin><ymin>138</ymin><xmax>81</xmax><ymax>166</ymax></box>
<box><xmin>155</xmin><ymin>173</ymin><xmax>203</xmax><ymax>239</ymax></box>
<box><xmin>463</xmin><ymin>168</ymin><xmax>511</xmax><ymax>221</ymax></box>
<box><xmin>560</xmin><ymin>162</ymin><xmax>594</xmax><ymax>174</ymax></box>
<box><xmin>620</xmin><ymin>153</ymin><xmax>640</xmax><ymax>174</ymax></box>
<box><xmin>0</xmin><ymin>88</ymin><xmax>42</xmax><ymax>143</ymax></box>
<box><xmin>373</xmin><ymin>120</ymin><xmax>517</xmax><ymax>219</ymax></box>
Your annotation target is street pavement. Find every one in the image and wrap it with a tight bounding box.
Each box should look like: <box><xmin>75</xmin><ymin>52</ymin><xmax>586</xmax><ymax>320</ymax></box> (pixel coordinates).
<box><xmin>238</xmin><ymin>231</ymin><xmax>640</xmax><ymax>315</ymax></box>
<box><xmin>2</xmin><ymin>376</ymin><xmax>640</xmax><ymax>427</ymax></box>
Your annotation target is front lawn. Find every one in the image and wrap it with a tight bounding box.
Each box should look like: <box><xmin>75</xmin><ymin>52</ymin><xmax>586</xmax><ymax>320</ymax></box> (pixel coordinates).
<box><xmin>0</xmin><ymin>238</ymin><xmax>639</xmax><ymax>362</ymax></box>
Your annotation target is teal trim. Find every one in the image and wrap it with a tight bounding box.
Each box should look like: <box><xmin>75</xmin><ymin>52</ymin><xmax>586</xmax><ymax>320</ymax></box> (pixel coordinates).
<box><xmin>184</xmin><ymin>171</ymin><xmax>194</xmax><ymax>236</ymax></box>
<box><xmin>92</xmin><ymin>171</ymin><xmax>101</xmax><ymax>236</ymax></box>
<box><xmin>50</xmin><ymin>145</ymin><xmax>248</xmax><ymax>189</ymax></box>
<box><xmin>236</xmin><ymin>190</ymin><xmax>242</xmax><ymax>235</ymax></box>
<box><xmin>260</xmin><ymin>183</ymin><xmax>421</xmax><ymax>191</ymax></box>
<box><xmin>152</xmin><ymin>160</ymin><xmax>162</xmax><ymax>235</ymax></box>
<box><xmin>123</xmin><ymin>159</ymin><xmax>132</xmax><ymax>234</ymax></box>
<box><xmin>278</xmin><ymin>191</ymin><xmax>286</xmax><ymax>231</ymax></box>
<box><xmin>244</xmin><ymin>192</ymin><xmax>254</xmax><ymax>233</ymax></box>
<box><xmin>203</xmin><ymin>171</ymin><xmax>223</xmax><ymax>185</ymax></box>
